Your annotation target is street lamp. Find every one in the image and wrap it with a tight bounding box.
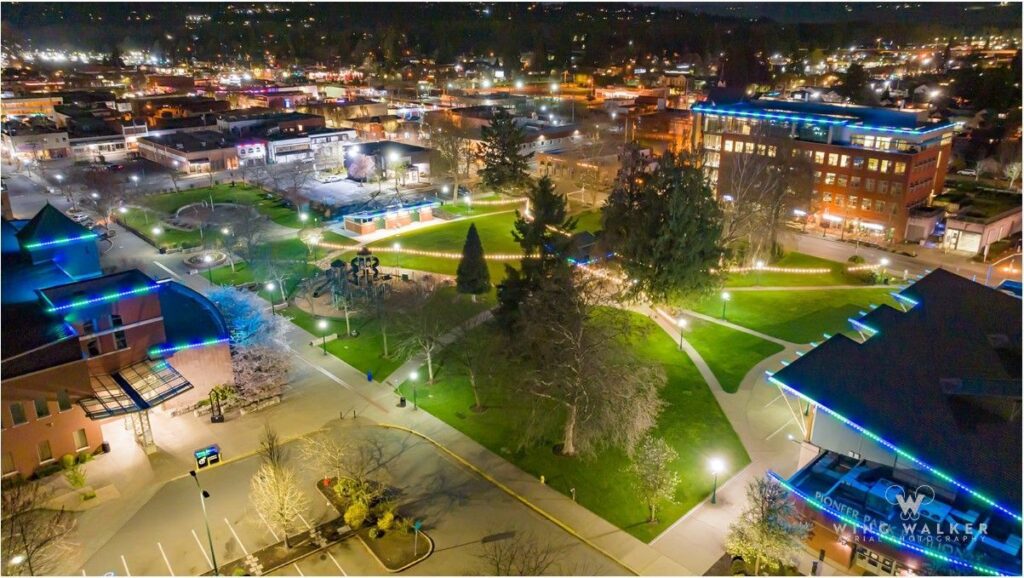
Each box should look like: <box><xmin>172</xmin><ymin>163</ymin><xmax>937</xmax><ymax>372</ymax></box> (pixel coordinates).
<box><xmin>189</xmin><ymin>470</ymin><xmax>219</xmax><ymax>575</ymax></box>
<box><xmin>550</xmin><ymin>82</ymin><xmax>559</xmax><ymax>93</ymax></box>
<box><xmin>410</xmin><ymin>370</ymin><xmax>419</xmax><ymax>410</ymax></box>
<box><xmin>266</xmin><ymin>281</ymin><xmax>278</xmax><ymax>315</ymax></box>
<box><xmin>721</xmin><ymin>291</ymin><xmax>731</xmax><ymax>320</ymax></box>
<box><xmin>9</xmin><ymin>554</ymin><xmax>26</xmax><ymax>567</ymax></box>
<box><xmin>676</xmin><ymin>318</ymin><xmax>688</xmax><ymax>350</ymax></box>
<box><xmin>203</xmin><ymin>253</ymin><xmax>214</xmax><ymax>283</ymax></box>
<box><xmin>709</xmin><ymin>457</ymin><xmax>725</xmax><ymax>504</ymax></box>
<box><xmin>317</xmin><ymin>319</ymin><xmax>329</xmax><ymax>354</ymax></box>
<box><xmin>515</xmin><ymin>79</ymin><xmax>524</xmax><ymax>90</ymax></box>
<box><xmin>755</xmin><ymin>260</ymin><xmax>765</xmax><ymax>286</ymax></box>
<box><xmin>152</xmin><ymin>226</ymin><xmax>163</xmax><ymax>236</ymax></box>
<box><xmin>299</xmin><ymin>212</ymin><xmax>309</xmax><ymax>224</ymax></box>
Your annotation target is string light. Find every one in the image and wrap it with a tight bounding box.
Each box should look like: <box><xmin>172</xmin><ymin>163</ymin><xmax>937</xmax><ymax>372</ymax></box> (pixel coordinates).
<box><xmin>148</xmin><ymin>337</ymin><xmax>230</xmax><ymax>357</ymax></box>
<box><xmin>766</xmin><ymin>373</ymin><xmax>1022</xmax><ymax>523</ymax></box>
<box><xmin>45</xmin><ymin>285</ymin><xmax>160</xmax><ymax>313</ymax></box>
<box><xmin>768</xmin><ymin>472</ymin><xmax>1012</xmax><ymax>576</ymax></box>
<box><xmin>23</xmin><ymin>232</ymin><xmax>99</xmax><ymax>250</ymax></box>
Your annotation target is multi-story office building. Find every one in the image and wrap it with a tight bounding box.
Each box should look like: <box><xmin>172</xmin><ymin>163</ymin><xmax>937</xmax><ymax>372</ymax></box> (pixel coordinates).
<box><xmin>1</xmin><ymin>206</ymin><xmax>232</xmax><ymax>479</ymax></box>
<box><xmin>769</xmin><ymin>270</ymin><xmax>1021</xmax><ymax>576</ymax></box>
<box><xmin>693</xmin><ymin>98</ymin><xmax>956</xmax><ymax>243</ymax></box>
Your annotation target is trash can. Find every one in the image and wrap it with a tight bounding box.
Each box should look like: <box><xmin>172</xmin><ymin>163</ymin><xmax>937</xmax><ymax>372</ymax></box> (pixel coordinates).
<box><xmin>100</xmin><ymin>441</ymin><xmax>111</xmax><ymax>454</ymax></box>
<box><xmin>398</xmin><ymin>397</ymin><xmax>407</xmax><ymax>408</ymax></box>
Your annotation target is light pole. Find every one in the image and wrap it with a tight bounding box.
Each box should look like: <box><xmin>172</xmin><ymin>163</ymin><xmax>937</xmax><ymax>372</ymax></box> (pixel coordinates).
<box><xmin>755</xmin><ymin>260</ymin><xmax>765</xmax><ymax>286</ymax></box>
<box><xmin>709</xmin><ymin>457</ymin><xmax>725</xmax><ymax>504</ymax></box>
<box><xmin>318</xmin><ymin>319</ymin><xmax>329</xmax><ymax>354</ymax></box>
<box><xmin>410</xmin><ymin>370</ymin><xmax>419</xmax><ymax>410</ymax></box>
<box><xmin>203</xmin><ymin>253</ymin><xmax>214</xmax><ymax>283</ymax></box>
<box><xmin>393</xmin><ymin>242</ymin><xmax>402</xmax><ymax>274</ymax></box>
<box><xmin>676</xmin><ymin>318</ymin><xmax>688</xmax><ymax>350</ymax></box>
<box><xmin>879</xmin><ymin>257</ymin><xmax>890</xmax><ymax>284</ymax></box>
<box><xmin>189</xmin><ymin>470</ymin><xmax>219</xmax><ymax>575</ymax></box>
<box><xmin>721</xmin><ymin>291</ymin><xmax>731</xmax><ymax>320</ymax></box>
<box><xmin>266</xmin><ymin>282</ymin><xmax>278</xmax><ymax>315</ymax></box>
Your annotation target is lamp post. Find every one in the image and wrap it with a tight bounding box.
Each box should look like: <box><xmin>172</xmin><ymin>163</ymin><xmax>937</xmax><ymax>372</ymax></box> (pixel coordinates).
<box><xmin>709</xmin><ymin>457</ymin><xmax>725</xmax><ymax>504</ymax></box>
<box><xmin>755</xmin><ymin>260</ymin><xmax>765</xmax><ymax>286</ymax></box>
<box><xmin>393</xmin><ymin>242</ymin><xmax>402</xmax><ymax>274</ymax></box>
<box><xmin>410</xmin><ymin>370</ymin><xmax>419</xmax><ymax>410</ymax></box>
<box><xmin>203</xmin><ymin>253</ymin><xmax>214</xmax><ymax>283</ymax></box>
<box><xmin>266</xmin><ymin>282</ymin><xmax>278</xmax><ymax>315</ymax></box>
<box><xmin>676</xmin><ymin>317</ymin><xmax>688</xmax><ymax>350</ymax></box>
<box><xmin>189</xmin><ymin>470</ymin><xmax>219</xmax><ymax>575</ymax></box>
<box><xmin>317</xmin><ymin>319</ymin><xmax>329</xmax><ymax>355</ymax></box>
<box><xmin>879</xmin><ymin>257</ymin><xmax>890</xmax><ymax>284</ymax></box>
<box><xmin>721</xmin><ymin>291</ymin><xmax>731</xmax><ymax>320</ymax></box>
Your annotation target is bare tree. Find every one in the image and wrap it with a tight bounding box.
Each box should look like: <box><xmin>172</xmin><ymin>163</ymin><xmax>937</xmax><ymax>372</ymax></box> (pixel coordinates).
<box><xmin>447</xmin><ymin>327</ymin><xmax>499</xmax><ymax>412</ymax></box>
<box><xmin>222</xmin><ymin>208</ymin><xmax>267</xmax><ymax>263</ymax></box>
<box><xmin>433</xmin><ymin>122</ymin><xmax>474</xmax><ymax>202</ymax></box>
<box><xmin>82</xmin><ymin>170</ymin><xmax>129</xmax><ymax>226</ymax></box>
<box><xmin>1</xmin><ymin>480</ymin><xmax>76</xmax><ymax>576</ymax></box>
<box><xmin>517</xmin><ymin>270</ymin><xmax>666</xmax><ymax>456</ymax></box>
<box><xmin>1004</xmin><ymin>162</ymin><xmax>1022</xmax><ymax>190</ymax></box>
<box><xmin>250</xmin><ymin>463</ymin><xmax>308</xmax><ymax>548</ymax></box>
<box><xmin>258</xmin><ymin>424</ymin><xmax>288</xmax><ymax>470</ymax></box>
<box><xmin>392</xmin><ymin>282</ymin><xmax>458</xmax><ymax>383</ymax></box>
<box><xmin>300</xmin><ymin>433</ymin><xmax>350</xmax><ymax>481</ymax></box>
<box><xmin>279</xmin><ymin>163</ymin><xmax>317</xmax><ymax>207</ymax></box>
<box><xmin>208</xmin><ymin>287</ymin><xmax>291</xmax><ymax>402</ymax></box>
<box><xmin>477</xmin><ymin>530</ymin><xmax>560</xmax><ymax>576</ymax></box>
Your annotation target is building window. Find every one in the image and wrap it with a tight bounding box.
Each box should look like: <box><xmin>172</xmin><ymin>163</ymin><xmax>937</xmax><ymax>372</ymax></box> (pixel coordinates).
<box><xmin>853</xmin><ymin>157</ymin><xmax>864</xmax><ymax>169</ymax></box>
<box><xmin>867</xmin><ymin>158</ymin><xmax>879</xmax><ymax>172</ymax></box>
<box><xmin>891</xmin><ymin>182</ymin><xmax>903</xmax><ymax>195</ymax></box>
<box><xmin>825</xmin><ymin>173</ymin><xmax>836</xmax><ymax>185</ymax></box>
<box><xmin>57</xmin><ymin>390</ymin><xmax>72</xmax><ymax>412</ymax></box>
<box><xmin>757</xmin><ymin>144</ymin><xmax>767</xmax><ymax>156</ymax></box>
<box><xmin>814</xmin><ymin>151</ymin><xmax>825</xmax><ymax>164</ymax></box>
<box><xmin>34</xmin><ymin>399</ymin><xmax>49</xmax><ymax>419</ymax></box>
<box><xmin>894</xmin><ymin>162</ymin><xmax>906</xmax><ymax>175</ymax></box>
<box><xmin>73</xmin><ymin>429</ymin><xmax>89</xmax><ymax>451</ymax></box>
<box><xmin>724</xmin><ymin>140</ymin><xmax>734</xmax><ymax>152</ymax></box>
<box><xmin>82</xmin><ymin>319</ymin><xmax>97</xmax><ymax>334</ymax></box>
<box><xmin>87</xmin><ymin>340</ymin><xmax>101</xmax><ymax>357</ymax></box>
<box><xmin>880</xmin><ymin>160</ymin><xmax>891</xmax><ymax>173</ymax></box>
<box><xmin>10</xmin><ymin>403</ymin><xmax>27</xmax><ymax>426</ymax></box>
<box><xmin>37</xmin><ymin>440</ymin><xmax>53</xmax><ymax>464</ymax></box>
<box><xmin>878</xmin><ymin>181</ymin><xmax>890</xmax><ymax>195</ymax></box>
<box><xmin>744</xmin><ymin>142</ymin><xmax>754</xmax><ymax>154</ymax></box>
<box><xmin>1</xmin><ymin>452</ymin><xmax>14</xmax><ymax>477</ymax></box>
<box><xmin>849</xmin><ymin>195</ymin><xmax>858</xmax><ymax>208</ymax></box>
<box><xmin>861</xmin><ymin>197</ymin><xmax>872</xmax><ymax>210</ymax></box>
<box><xmin>840</xmin><ymin>155</ymin><xmax>850</xmax><ymax>168</ymax></box>
<box><xmin>837</xmin><ymin>174</ymin><xmax>848</xmax><ymax>187</ymax></box>
<box><xmin>814</xmin><ymin>171</ymin><xmax>822</xmax><ymax>182</ymax></box>
<box><xmin>850</xmin><ymin>176</ymin><xmax>861</xmax><ymax>189</ymax></box>
<box><xmin>767</xmin><ymin>146</ymin><xmax>777</xmax><ymax>157</ymax></box>
<box><xmin>822</xmin><ymin>192</ymin><xmax>833</xmax><ymax>203</ymax></box>
<box><xmin>835</xmin><ymin>195</ymin><xmax>845</xmax><ymax>207</ymax></box>
<box><xmin>114</xmin><ymin>331</ymin><xmax>128</xmax><ymax>350</ymax></box>
<box><xmin>865</xmin><ymin>179</ymin><xmax>876</xmax><ymax>192</ymax></box>
<box><xmin>828</xmin><ymin>153</ymin><xmax>839</xmax><ymax>166</ymax></box>
<box><xmin>875</xmin><ymin>200</ymin><xmax>886</xmax><ymax>213</ymax></box>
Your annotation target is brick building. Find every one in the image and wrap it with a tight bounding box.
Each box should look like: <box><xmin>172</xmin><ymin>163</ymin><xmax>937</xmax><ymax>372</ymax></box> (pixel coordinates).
<box><xmin>693</xmin><ymin>98</ymin><xmax>955</xmax><ymax>243</ymax></box>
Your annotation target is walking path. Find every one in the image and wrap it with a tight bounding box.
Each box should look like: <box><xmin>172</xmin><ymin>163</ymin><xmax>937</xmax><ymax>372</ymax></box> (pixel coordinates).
<box><xmin>725</xmin><ymin>283</ymin><xmax>893</xmax><ymax>292</ymax></box>
<box><xmin>675</xmin><ymin>308</ymin><xmax>798</xmax><ymax>348</ymax></box>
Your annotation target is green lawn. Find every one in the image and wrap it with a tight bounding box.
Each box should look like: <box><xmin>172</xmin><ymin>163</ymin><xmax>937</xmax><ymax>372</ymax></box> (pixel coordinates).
<box><xmin>139</xmin><ymin>184</ymin><xmax>305</xmax><ymax>228</ymax></box>
<box><xmin>572</xmin><ymin>210</ymin><xmax>603</xmax><ymax>234</ymax></box>
<box><xmin>400</xmin><ymin>312</ymin><xmax>749</xmax><ymax>542</ymax></box>
<box><xmin>725</xmin><ymin>252</ymin><xmax>872</xmax><ymax>288</ymax></box>
<box><xmin>687</xmin><ymin>288</ymin><xmax>900</xmax><ymax>344</ymax></box>
<box><xmin>683</xmin><ymin>319</ymin><xmax>784</xmax><ymax>394</ymax></box>
<box><xmin>284</xmin><ymin>286</ymin><xmax>495</xmax><ymax>380</ymax></box>
<box><xmin>118</xmin><ymin>207</ymin><xmax>202</xmax><ymax>248</ymax></box>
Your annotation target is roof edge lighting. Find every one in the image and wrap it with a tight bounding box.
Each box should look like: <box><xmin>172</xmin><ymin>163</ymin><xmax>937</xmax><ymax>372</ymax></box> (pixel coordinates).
<box><xmin>148</xmin><ymin>336</ymin><xmax>230</xmax><ymax>358</ymax></box>
<box><xmin>23</xmin><ymin>232</ymin><xmax>100</xmax><ymax>250</ymax></box>
<box><xmin>46</xmin><ymin>284</ymin><xmax>161</xmax><ymax>314</ymax></box>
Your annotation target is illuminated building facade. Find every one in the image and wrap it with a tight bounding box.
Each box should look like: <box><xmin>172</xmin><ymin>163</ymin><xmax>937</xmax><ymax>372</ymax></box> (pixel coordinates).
<box><xmin>1</xmin><ymin>206</ymin><xmax>232</xmax><ymax>479</ymax></box>
<box><xmin>693</xmin><ymin>98</ymin><xmax>956</xmax><ymax>243</ymax></box>
<box><xmin>768</xmin><ymin>270</ymin><xmax>1021</xmax><ymax>576</ymax></box>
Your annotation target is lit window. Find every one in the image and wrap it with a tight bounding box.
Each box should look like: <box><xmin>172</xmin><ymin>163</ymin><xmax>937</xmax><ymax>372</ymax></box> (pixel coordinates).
<box><xmin>861</xmin><ymin>198</ymin><xmax>872</xmax><ymax>210</ymax></box>
<box><xmin>37</xmin><ymin>440</ymin><xmax>53</xmax><ymax>464</ymax></box>
<box><xmin>839</xmin><ymin>155</ymin><xmax>849</xmax><ymax>168</ymax></box>
<box><xmin>73</xmin><ymin>429</ymin><xmax>89</xmax><ymax>451</ymax></box>
<box><xmin>9</xmin><ymin>403</ymin><xmax>27</xmax><ymax>426</ymax></box>
<box><xmin>837</xmin><ymin>174</ymin><xmax>848</xmax><ymax>187</ymax></box>
<box><xmin>867</xmin><ymin>158</ymin><xmax>879</xmax><ymax>171</ymax></box>
<box><xmin>767</xmin><ymin>146</ymin><xmax>777</xmax><ymax>157</ymax></box>
<box><xmin>822</xmin><ymin>192</ymin><xmax>833</xmax><ymax>203</ymax></box>
<box><xmin>34</xmin><ymin>399</ymin><xmax>49</xmax><ymax>419</ymax></box>
<box><xmin>894</xmin><ymin>162</ymin><xmax>906</xmax><ymax>175</ymax></box>
<box><xmin>828</xmin><ymin>153</ymin><xmax>839</xmax><ymax>166</ymax></box>
<box><xmin>814</xmin><ymin>171</ymin><xmax>822</xmax><ymax>182</ymax></box>
<box><xmin>849</xmin><ymin>195</ymin><xmax>858</xmax><ymax>208</ymax></box>
<box><xmin>825</xmin><ymin>173</ymin><xmax>836</xmax><ymax>185</ymax></box>
<box><xmin>744</xmin><ymin>142</ymin><xmax>754</xmax><ymax>154</ymax></box>
<box><xmin>757</xmin><ymin>144</ymin><xmax>767</xmax><ymax>156</ymax></box>
<box><xmin>880</xmin><ymin>160</ymin><xmax>891</xmax><ymax>173</ymax></box>
<box><xmin>814</xmin><ymin>151</ymin><xmax>825</xmax><ymax>164</ymax></box>
<box><xmin>724</xmin><ymin>140</ymin><xmax>734</xmax><ymax>152</ymax></box>
<box><xmin>835</xmin><ymin>195</ymin><xmax>845</xmax><ymax>207</ymax></box>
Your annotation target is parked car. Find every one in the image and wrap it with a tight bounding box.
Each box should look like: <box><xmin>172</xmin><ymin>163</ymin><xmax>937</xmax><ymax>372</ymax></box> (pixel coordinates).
<box><xmin>106</xmin><ymin>163</ymin><xmax>126</xmax><ymax>172</ymax></box>
<box><xmin>957</xmin><ymin>168</ymin><xmax>977</xmax><ymax>176</ymax></box>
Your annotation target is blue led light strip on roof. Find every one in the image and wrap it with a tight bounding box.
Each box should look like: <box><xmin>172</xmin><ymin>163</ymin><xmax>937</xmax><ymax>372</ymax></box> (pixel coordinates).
<box><xmin>767</xmin><ymin>373</ymin><xmax>1022</xmax><ymax>522</ymax></box>
<box><xmin>148</xmin><ymin>337</ymin><xmax>230</xmax><ymax>357</ymax></box>
<box><xmin>691</xmin><ymin>104</ymin><xmax>849</xmax><ymax>126</ymax></box>
<box><xmin>24</xmin><ymin>232</ymin><xmax>99</xmax><ymax>249</ymax></box>
<box><xmin>46</xmin><ymin>285</ymin><xmax>160</xmax><ymax>313</ymax></box>
<box><xmin>767</xmin><ymin>471</ymin><xmax>1013</xmax><ymax>576</ymax></box>
<box><xmin>891</xmin><ymin>292</ymin><xmax>920</xmax><ymax>307</ymax></box>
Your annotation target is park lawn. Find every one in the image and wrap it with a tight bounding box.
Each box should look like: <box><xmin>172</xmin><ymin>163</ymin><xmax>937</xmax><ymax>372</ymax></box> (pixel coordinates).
<box><xmin>572</xmin><ymin>210</ymin><xmax>603</xmax><ymax>234</ymax></box>
<box><xmin>683</xmin><ymin>319</ymin><xmax>785</xmax><ymax>394</ymax></box>
<box><xmin>400</xmin><ymin>312</ymin><xmax>749</xmax><ymax>542</ymax></box>
<box><xmin>118</xmin><ymin>207</ymin><xmax>201</xmax><ymax>248</ymax></box>
<box><xmin>138</xmin><ymin>184</ymin><xmax>304</xmax><ymax>228</ymax></box>
<box><xmin>687</xmin><ymin>288</ymin><xmax>899</xmax><ymax>344</ymax></box>
<box><xmin>320</xmin><ymin>231</ymin><xmax>357</xmax><ymax>248</ymax></box>
<box><xmin>725</xmin><ymin>252</ymin><xmax>872</xmax><ymax>288</ymax></box>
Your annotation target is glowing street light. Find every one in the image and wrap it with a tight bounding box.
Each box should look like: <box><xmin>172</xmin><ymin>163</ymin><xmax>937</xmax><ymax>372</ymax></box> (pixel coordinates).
<box><xmin>91</xmin><ymin>192</ymin><xmax>100</xmax><ymax>199</ymax></box>
<box><xmin>10</xmin><ymin>554</ymin><xmax>26</xmax><ymax>566</ymax></box>
<box><xmin>299</xmin><ymin>212</ymin><xmax>309</xmax><ymax>223</ymax></box>
<box><xmin>721</xmin><ymin>291</ymin><xmax>731</xmax><ymax>320</ymax></box>
<box><xmin>152</xmin><ymin>226</ymin><xmax>163</xmax><ymax>236</ymax></box>
<box><xmin>265</xmin><ymin>281</ymin><xmax>280</xmax><ymax>316</ymax></box>
<box><xmin>515</xmin><ymin>79</ymin><xmax>524</xmax><ymax>90</ymax></box>
<box><xmin>410</xmin><ymin>370</ymin><xmax>420</xmax><ymax>410</ymax></box>
<box><xmin>220</xmin><ymin>227</ymin><xmax>230</xmax><ymax>236</ymax></box>
<box><xmin>118</xmin><ymin>206</ymin><xmax>128</xmax><ymax>214</ymax></box>
<box><xmin>709</xmin><ymin>457</ymin><xmax>725</xmax><ymax>504</ymax></box>
<box><xmin>317</xmin><ymin>319</ymin><xmax>329</xmax><ymax>354</ymax></box>
<box><xmin>676</xmin><ymin>317</ymin><xmax>689</xmax><ymax>350</ymax></box>
<box><xmin>550</xmin><ymin>82</ymin><xmax>559</xmax><ymax>93</ymax></box>
<box><xmin>755</xmin><ymin>260</ymin><xmax>765</xmax><ymax>286</ymax></box>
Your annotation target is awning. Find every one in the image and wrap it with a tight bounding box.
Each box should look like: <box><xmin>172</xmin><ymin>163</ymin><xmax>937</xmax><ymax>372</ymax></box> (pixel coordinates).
<box><xmin>79</xmin><ymin>358</ymin><xmax>194</xmax><ymax>419</ymax></box>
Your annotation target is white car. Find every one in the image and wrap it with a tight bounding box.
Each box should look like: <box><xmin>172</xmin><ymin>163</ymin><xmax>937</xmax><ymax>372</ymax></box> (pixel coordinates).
<box><xmin>957</xmin><ymin>168</ymin><xmax>977</xmax><ymax>176</ymax></box>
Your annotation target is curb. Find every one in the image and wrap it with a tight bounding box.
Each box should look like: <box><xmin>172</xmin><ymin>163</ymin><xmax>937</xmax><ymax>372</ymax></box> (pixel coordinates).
<box><xmin>375</xmin><ymin>423</ymin><xmax>640</xmax><ymax>576</ymax></box>
<box><xmin>355</xmin><ymin>528</ymin><xmax>434</xmax><ymax>573</ymax></box>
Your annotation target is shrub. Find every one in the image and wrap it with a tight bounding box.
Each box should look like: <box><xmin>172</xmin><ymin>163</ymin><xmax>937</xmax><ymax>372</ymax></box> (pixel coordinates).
<box><xmin>61</xmin><ymin>455</ymin><xmax>87</xmax><ymax>489</ymax></box>
<box><xmin>344</xmin><ymin>501</ymin><xmax>369</xmax><ymax>529</ymax></box>
<box><xmin>376</xmin><ymin>510</ymin><xmax>395</xmax><ymax>532</ymax></box>
<box><xmin>730</xmin><ymin>556</ymin><xmax>746</xmax><ymax>576</ymax></box>
<box><xmin>232</xmin><ymin>567</ymin><xmax>247</xmax><ymax>576</ymax></box>
<box><xmin>847</xmin><ymin>255</ymin><xmax>865</xmax><ymax>264</ymax></box>
<box><xmin>393</xmin><ymin>517</ymin><xmax>414</xmax><ymax>535</ymax></box>
<box><xmin>368</xmin><ymin>527</ymin><xmax>382</xmax><ymax>539</ymax></box>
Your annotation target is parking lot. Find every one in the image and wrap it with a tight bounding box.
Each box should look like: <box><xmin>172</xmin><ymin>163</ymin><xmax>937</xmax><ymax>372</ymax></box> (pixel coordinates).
<box><xmin>80</xmin><ymin>425</ymin><xmax>626</xmax><ymax>576</ymax></box>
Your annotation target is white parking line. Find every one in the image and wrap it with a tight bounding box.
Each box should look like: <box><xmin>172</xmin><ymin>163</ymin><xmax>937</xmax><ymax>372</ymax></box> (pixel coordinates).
<box><xmin>254</xmin><ymin>508</ymin><xmax>281</xmax><ymax>541</ymax></box>
<box><xmin>157</xmin><ymin>542</ymin><xmax>175</xmax><ymax>576</ymax></box>
<box><xmin>152</xmin><ymin>261</ymin><xmax>182</xmax><ymax>280</ymax></box>
<box><xmin>81</xmin><ymin>569</ymin><xmax>87</xmax><ymax>576</ymax></box>
<box><xmin>191</xmin><ymin>528</ymin><xmax>214</xmax><ymax>570</ymax></box>
<box><xmin>224</xmin><ymin>518</ymin><xmax>251</xmax><ymax>556</ymax></box>
<box><xmin>297</xmin><ymin>513</ymin><xmax>347</xmax><ymax>576</ymax></box>
<box><xmin>293</xmin><ymin>563</ymin><xmax>305</xmax><ymax>575</ymax></box>
<box><xmin>120</xmin><ymin>555</ymin><xmax>131</xmax><ymax>577</ymax></box>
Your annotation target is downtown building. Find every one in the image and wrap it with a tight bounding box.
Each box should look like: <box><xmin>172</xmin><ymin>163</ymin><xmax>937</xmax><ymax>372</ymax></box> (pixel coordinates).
<box><xmin>693</xmin><ymin>97</ymin><xmax>956</xmax><ymax>243</ymax></box>
<box><xmin>1</xmin><ymin>205</ymin><xmax>232</xmax><ymax>480</ymax></box>
<box><xmin>768</xmin><ymin>270</ymin><xmax>1021</xmax><ymax>576</ymax></box>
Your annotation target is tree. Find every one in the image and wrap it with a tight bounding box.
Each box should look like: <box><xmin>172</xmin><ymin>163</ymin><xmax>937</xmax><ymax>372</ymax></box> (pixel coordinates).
<box><xmin>249</xmin><ymin>463</ymin><xmax>308</xmax><ymax>549</ymax></box>
<box><xmin>208</xmin><ymin>287</ymin><xmax>291</xmax><ymax>401</ymax></box>
<box><xmin>1</xmin><ymin>480</ymin><xmax>75</xmax><ymax>576</ymax></box>
<box><xmin>725</xmin><ymin>476</ymin><xmax>811</xmax><ymax>575</ymax></box>
<box><xmin>517</xmin><ymin>271</ymin><xmax>665</xmax><ymax>456</ymax></box>
<box><xmin>392</xmin><ymin>282</ymin><xmax>456</xmax><ymax>383</ymax></box>
<box><xmin>479</xmin><ymin>108</ymin><xmax>533</xmax><ymax>194</ymax></box>
<box><xmin>258</xmin><ymin>424</ymin><xmax>288</xmax><ymax>470</ymax></box>
<box><xmin>347</xmin><ymin>153</ymin><xmax>377</xmax><ymax>181</ymax></box>
<box><xmin>603</xmin><ymin>152</ymin><xmax>725</xmax><ymax>301</ymax></box>
<box><xmin>222</xmin><ymin>207</ymin><xmax>267</xmax><ymax>262</ymax></box>
<box><xmin>300</xmin><ymin>432</ymin><xmax>350</xmax><ymax>481</ymax></box>
<box><xmin>839</xmin><ymin>63</ymin><xmax>870</xmax><ymax>103</ymax></box>
<box><xmin>630</xmin><ymin>437</ymin><xmax>681</xmax><ymax>523</ymax></box>
<box><xmin>1004</xmin><ymin>162</ymin><xmax>1021</xmax><ymax>189</ymax></box>
<box><xmin>447</xmin><ymin>327</ymin><xmax>499</xmax><ymax>412</ymax></box>
<box><xmin>433</xmin><ymin>123</ymin><xmax>474</xmax><ymax>202</ymax></box>
<box><xmin>456</xmin><ymin>223</ymin><xmax>491</xmax><ymax>298</ymax></box>
<box><xmin>82</xmin><ymin>170</ymin><xmax>128</xmax><ymax>226</ymax></box>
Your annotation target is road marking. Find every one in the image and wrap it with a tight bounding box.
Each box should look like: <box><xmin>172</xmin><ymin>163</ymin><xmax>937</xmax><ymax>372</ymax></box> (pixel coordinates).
<box><xmin>191</xmin><ymin>528</ymin><xmax>214</xmax><ymax>570</ymax></box>
<box><xmin>157</xmin><ymin>542</ymin><xmax>175</xmax><ymax>576</ymax></box>
<box><xmin>765</xmin><ymin>419</ymin><xmax>796</xmax><ymax>441</ymax></box>
<box><xmin>224</xmin><ymin>518</ymin><xmax>250</xmax><ymax>556</ymax></box>
<box><xmin>764</xmin><ymin>393</ymin><xmax>784</xmax><ymax>407</ymax></box>
<box><xmin>293</xmin><ymin>563</ymin><xmax>305</xmax><ymax>576</ymax></box>
<box><xmin>254</xmin><ymin>508</ymin><xmax>281</xmax><ymax>541</ymax></box>
<box><xmin>153</xmin><ymin>261</ymin><xmax>182</xmax><ymax>280</ymax></box>
<box><xmin>283</xmin><ymin>341</ymin><xmax>389</xmax><ymax>413</ymax></box>
<box><xmin>120</xmin><ymin>555</ymin><xmax>131</xmax><ymax>577</ymax></box>
<box><xmin>297</xmin><ymin>513</ymin><xmax>346</xmax><ymax>575</ymax></box>
<box><xmin>81</xmin><ymin>569</ymin><xmax>87</xmax><ymax>576</ymax></box>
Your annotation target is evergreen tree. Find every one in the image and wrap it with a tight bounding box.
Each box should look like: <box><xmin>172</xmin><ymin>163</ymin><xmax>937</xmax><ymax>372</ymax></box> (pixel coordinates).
<box><xmin>456</xmin><ymin>223</ymin><xmax>491</xmax><ymax>296</ymax></box>
<box><xmin>479</xmin><ymin>109</ymin><xmax>533</xmax><ymax>194</ymax></box>
<box><xmin>602</xmin><ymin>152</ymin><xmax>724</xmax><ymax>302</ymax></box>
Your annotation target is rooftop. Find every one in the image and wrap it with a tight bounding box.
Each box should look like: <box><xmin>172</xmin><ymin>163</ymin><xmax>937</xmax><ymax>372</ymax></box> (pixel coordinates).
<box><xmin>771</xmin><ymin>269</ymin><xmax>1022</xmax><ymax>507</ymax></box>
<box><xmin>217</xmin><ymin>107</ymin><xmax>321</xmax><ymax>123</ymax></box>
<box><xmin>139</xmin><ymin>130</ymin><xmax>235</xmax><ymax>153</ymax></box>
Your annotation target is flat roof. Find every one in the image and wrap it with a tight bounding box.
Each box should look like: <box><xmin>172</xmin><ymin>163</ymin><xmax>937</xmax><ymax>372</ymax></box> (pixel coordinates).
<box><xmin>693</xmin><ymin>99</ymin><xmax>955</xmax><ymax>135</ymax></box>
<box><xmin>139</xmin><ymin>130</ymin><xmax>235</xmax><ymax>153</ymax></box>
<box><xmin>217</xmin><ymin>108</ymin><xmax>321</xmax><ymax>123</ymax></box>
<box><xmin>771</xmin><ymin>269</ymin><xmax>1021</xmax><ymax>507</ymax></box>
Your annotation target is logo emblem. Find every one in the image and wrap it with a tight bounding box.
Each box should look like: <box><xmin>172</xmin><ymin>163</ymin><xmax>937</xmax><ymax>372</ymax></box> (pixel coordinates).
<box><xmin>885</xmin><ymin>484</ymin><xmax>935</xmax><ymax>520</ymax></box>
